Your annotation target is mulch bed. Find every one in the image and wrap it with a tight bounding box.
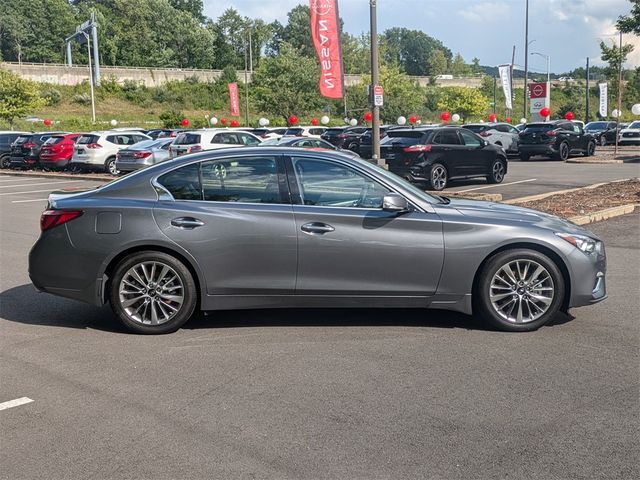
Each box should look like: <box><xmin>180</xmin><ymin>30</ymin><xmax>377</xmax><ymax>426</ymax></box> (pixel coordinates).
<box><xmin>519</xmin><ymin>179</ymin><xmax>640</xmax><ymax>218</ymax></box>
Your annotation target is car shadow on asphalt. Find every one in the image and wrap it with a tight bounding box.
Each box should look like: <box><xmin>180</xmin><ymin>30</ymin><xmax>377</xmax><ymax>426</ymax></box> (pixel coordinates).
<box><xmin>0</xmin><ymin>284</ymin><xmax>576</xmax><ymax>333</ymax></box>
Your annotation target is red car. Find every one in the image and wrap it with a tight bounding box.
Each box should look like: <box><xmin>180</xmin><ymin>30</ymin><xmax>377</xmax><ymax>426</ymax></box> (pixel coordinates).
<box><xmin>39</xmin><ymin>133</ymin><xmax>81</xmax><ymax>169</ymax></box>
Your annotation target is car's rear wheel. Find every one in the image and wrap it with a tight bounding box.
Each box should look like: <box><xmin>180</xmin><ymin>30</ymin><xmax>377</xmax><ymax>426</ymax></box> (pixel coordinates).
<box><xmin>555</xmin><ymin>141</ymin><xmax>569</xmax><ymax>161</ymax></box>
<box><xmin>519</xmin><ymin>153</ymin><xmax>530</xmax><ymax>161</ymax></box>
<box><xmin>487</xmin><ymin>158</ymin><xmax>506</xmax><ymax>184</ymax></box>
<box><xmin>584</xmin><ymin>140</ymin><xmax>596</xmax><ymax>157</ymax></box>
<box><xmin>599</xmin><ymin>135</ymin><xmax>607</xmax><ymax>146</ymax></box>
<box><xmin>475</xmin><ymin>249</ymin><xmax>564</xmax><ymax>332</ymax></box>
<box><xmin>427</xmin><ymin>163</ymin><xmax>448</xmax><ymax>191</ymax></box>
<box><xmin>105</xmin><ymin>156</ymin><xmax>118</xmax><ymax>175</ymax></box>
<box><xmin>109</xmin><ymin>251</ymin><xmax>198</xmax><ymax>334</ymax></box>
<box><xmin>0</xmin><ymin>155</ymin><xmax>9</xmax><ymax>169</ymax></box>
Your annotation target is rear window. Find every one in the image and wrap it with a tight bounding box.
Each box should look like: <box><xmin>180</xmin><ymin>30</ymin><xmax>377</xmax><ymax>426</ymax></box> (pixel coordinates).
<box><xmin>43</xmin><ymin>136</ymin><xmax>64</xmax><ymax>145</ymax></box>
<box><xmin>380</xmin><ymin>130</ymin><xmax>427</xmax><ymax>146</ymax></box>
<box><xmin>462</xmin><ymin>125</ymin><xmax>488</xmax><ymax>133</ymax></box>
<box><xmin>324</xmin><ymin>128</ymin><xmax>344</xmax><ymax>135</ymax></box>
<box><xmin>523</xmin><ymin>124</ymin><xmax>554</xmax><ymax>132</ymax></box>
<box><xmin>77</xmin><ymin>135</ymin><xmax>100</xmax><ymax>145</ymax></box>
<box><xmin>585</xmin><ymin>122</ymin><xmax>608</xmax><ymax>130</ymax></box>
<box><xmin>174</xmin><ymin>133</ymin><xmax>201</xmax><ymax>145</ymax></box>
<box><xmin>14</xmin><ymin>135</ymin><xmax>32</xmax><ymax>145</ymax></box>
<box><xmin>284</xmin><ymin>128</ymin><xmax>303</xmax><ymax>136</ymax></box>
<box><xmin>127</xmin><ymin>139</ymin><xmax>158</xmax><ymax>150</ymax></box>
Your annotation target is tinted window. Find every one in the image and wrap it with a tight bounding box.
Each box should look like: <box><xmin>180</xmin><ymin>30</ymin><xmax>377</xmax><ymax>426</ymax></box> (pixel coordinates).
<box><xmin>0</xmin><ymin>134</ymin><xmax>20</xmax><ymax>145</ymax></box>
<box><xmin>381</xmin><ymin>130</ymin><xmax>428</xmax><ymax>147</ymax></box>
<box><xmin>201</xmin><ymin>157</ymin><xmax>282</xmax><ymax>204</ymax></box>
<box><xmin>213</xmin><ymin>133</ymin><xmax>240</xmax><ymax>144</ymax></box>
<box><xmin>585</xmin><ymin>122</ymin><xmax>608</xmax><ymax>131</ymax></box>
<box><xmin>43</xmin><ymin>136</ymin><xmax>64</xmax><ymax>145</ymax></box>
<box><xmin>106</xmin><ymin>135</ymin><xmax>118</xmax><ymax>144</ymax></box>
<box><xmin>523</xmin><ymin>124</ymin><xmax>554</xmax><ymax>132</ymax></box>
<box><xmin>284</xmin><ymin>128</ymin><xmax>303</xmax><ymax>136</ymax></box>
<box><xmin>433</xmin><ymin>130</ymin><xmax>461</xmax><ymax>145</ymax></box>
<box><xmin>292</xmin><ymin>158</ymin><xmax>390</xmax><ymax>208</ymax></box>
<box><xmin>238</xmin><ymin>133</ymin><xmax>260</xmax><ymax>145</ymax></box>
<box><xmin>324</xmin><ymin>128</ymin><xmax>345</xmax><ymax>135</ymax></box>
<box><xmin>309</xmin><ymin>128</ymin><xmax>326</xmax><ymax>135</ymax></box>
<box><xmin>507</xmin><ymin>126</ymin><xmax>519</xmax><ymax>134</ymax></box>
<box><xmin>14</xmin><ymin>135</ymin><xmax>32</xmax><ymax>145</ymax></box>
<box><xmin>459</xmin><ymin>130</ymin><xmax>482</xmax><ymax>146</ymax></box>
<box><xmin>158</xmin><ymin>163</ymin><xmax>201</xmax><ymax>200</ymax></box>
<box><xmin>628</xmin><ymin>121</ymin><xmax>640</xmax><ymax>129</ymax></box>
<box><xmin>174</xmin><ymin>133</ymin><xmax>201</xmax><ymax>145</ymax></box>
<box><xmin>77</xmin><ymin>135</ymin><xmax>100</xmax><ymax>145</ymax></box>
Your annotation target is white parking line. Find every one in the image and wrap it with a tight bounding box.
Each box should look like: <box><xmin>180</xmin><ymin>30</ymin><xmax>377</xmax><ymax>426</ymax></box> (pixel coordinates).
<box><xmin>11</xmin><ymin>198</ymin><xmax>49</xmax><ymax>203</ymax></box>
<box><xmin>0</xmin><ymin>397</ymin><xmax>34</xmax><ymax>411</ymax></box>
<box><xmin>454</xmin><ymin>178</ymin><xmax>538</xmax><ymax>193</ymax></box>
<box><xmin>0</xmin><ymin>178</ymin><xmax>34</xmax><ymax>183</ymax></box>
<box><xmin>0</xmin><ymin>180</ymin><xmax>84</xmax><ymax>189</ymax></box>
<box><xmin>0</xmin><ymin>188</ymin><xmax>68</xmax><ymax>197</ymax></box>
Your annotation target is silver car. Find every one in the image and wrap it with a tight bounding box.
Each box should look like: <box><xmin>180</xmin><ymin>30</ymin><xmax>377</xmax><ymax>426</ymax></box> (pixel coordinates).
<box><xmin>115</xmin><ymin>138</ymin><xmax>174</xmax><ymax>173</ymax></box>
<box><xmin>29</xmin><ymin>147</ymin><xmax>607</xmax><ymax>334</ymax></box>
<box><xmin>463</xmin><ymin>123</ymin><xmax>520</xmax><ymax>154</ymax></box>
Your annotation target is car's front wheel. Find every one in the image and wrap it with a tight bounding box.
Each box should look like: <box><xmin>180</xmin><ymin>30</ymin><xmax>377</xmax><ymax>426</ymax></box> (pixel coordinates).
<box><xmin>109</xmin><ymin>251</ymin><xmax>198</xmax><ymax>334</ymax></box>
<box><xmin>0</xmin><ymin>155</ymin><xmax>10</xmax><ymax>169</ymax></box>
<box><xmin>427</xmin><ymin>163</ymin><xmax>448</xmax><ymax>191</ymax></box>
<box><xmin>105</xmin><ymin>156</ymin><xmax>119</xmax><ymax>175</ymax></box>
<box><xmin>487</xmin><ymin>158</ymin><xmax>506</xmax><ymax>184</ymax></box>
<box><xmin>599</xmin><ymin>135</ymin><xmax>607</xmax><ymax>146</ymax></box>
<box><xmin>583</xmin><ymin>140</ymin><xmax>596</xmax><ymax>157</ymax></box>
<box><xmin>519</xmin><ymin>153</ymin><xmax>530</xmax><ymax>161</ymax></box>
<box><xmin>475</xmin><ymin>249</ymin><xmax>565</xmax><ymax>332</ymax></box>
<box><xmin>555</xmin><ymin>141</ymin><xmax>570</xmax><ymax>161</ymax></box>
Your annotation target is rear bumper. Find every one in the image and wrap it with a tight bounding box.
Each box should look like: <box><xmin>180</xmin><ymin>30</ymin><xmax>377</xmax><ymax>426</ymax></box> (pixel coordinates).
<box><xmin>40</xmin><ymin>159</ymin><xmax>70</xmax><ymax>168</ymax></box>
<box><xmin>115</xmin><ymin>161</ymin><xmax>146</xmax><ymax>172</ymax></box>
<box><xmin>518</xmin><ymin>144</ymin><xmax>558</xmax><ymax>156</ymax></box>
<box><xmin>9</xmin><ymin>156</ymin><xmax>37</xmax><ymax>167</ymax></box>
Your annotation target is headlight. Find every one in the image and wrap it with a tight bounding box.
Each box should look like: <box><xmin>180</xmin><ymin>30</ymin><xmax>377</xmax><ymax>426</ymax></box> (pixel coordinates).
<box><xmin>556</xmin><ymin>232</ymin><xmax>602</xmax><ymax>254</ymax></box>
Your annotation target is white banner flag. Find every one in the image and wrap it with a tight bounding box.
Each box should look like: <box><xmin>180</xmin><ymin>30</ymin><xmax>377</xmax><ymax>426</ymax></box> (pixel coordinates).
<box><xmin>599</xmin><ymin>83</ymin><xmax>608</xmax><ymax>117</ymax></box>
<box><xmin>498</xmin><ymin>64</ymin><xmax>513</xmax><ymax>110</ymax></box>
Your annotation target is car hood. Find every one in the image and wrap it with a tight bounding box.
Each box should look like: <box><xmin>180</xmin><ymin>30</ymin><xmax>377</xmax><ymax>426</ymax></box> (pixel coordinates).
<box><xmin>440</xmin><ymin>197</ymin><xmax>597</xmax><ymax>238</ymax></box>
<box><xmin>620</xmin><ymin>128</ymin><xmax>640</xmax><ymax>133</ymax></box>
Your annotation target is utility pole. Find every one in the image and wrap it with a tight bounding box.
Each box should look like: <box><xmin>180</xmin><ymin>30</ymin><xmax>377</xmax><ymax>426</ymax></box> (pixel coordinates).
<box><xmin>85</xmin><ymin>33</ymin><xmax>96</xmax><ymax>123</ymax></box>
<box><xmin>370</xmin><ymin>0</ymin><xmax>381</xmax><ymax>165</ymax></box>
<box><xmin>615</xmin><ymin>31</ymin><xmax>623</xmax><ymax>155</ymax></box>
<box><xmin>493</xmin><ymin>76</ymin><xmax>497</xmax><ymax>115</ymax></box>
<box><xmin>510</xmin><ymin>45</ymin><xmax>516</xmax><ymax>118</ymax></box>
<box><xmin>244</xmin><ymin>31</ymin><xmax>250</xmax><ymax>127</ymax></box>
<box><xmin>585</xmin><ymin>57</ymin><xmax>590</xmax><ymax>122</ymax></box>
<box><xmin>523</xmin><ymin>0</ymin><xmax>529</xmax><ymax>119</ymax></box>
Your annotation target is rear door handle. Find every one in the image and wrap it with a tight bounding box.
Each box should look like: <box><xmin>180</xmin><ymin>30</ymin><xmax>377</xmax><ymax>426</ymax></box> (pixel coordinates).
<box><xmin>171</xmin><ymin>217</ymin><xmax>205</xmax><ymax>229</ymax></box>
<box><xmin>301</xmin><ymin>222</ymin><xmax>335</xmax><ymax>235</ymax></box>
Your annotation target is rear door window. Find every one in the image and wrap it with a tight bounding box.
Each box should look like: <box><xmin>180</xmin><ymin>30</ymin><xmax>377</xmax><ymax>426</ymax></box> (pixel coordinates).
<box><xmin>158</xmin><ymin>163</ymin><xmax>202</xmax><ymax>200</ymax></box>
<box><xmin>238</xmin><ymin>133</ymin><xmax>261</xmax><ymax>145</ymax></box>
<box><xmin>174</xmin><ymin>133</ymin><xmax>201</xmax><ymax>145</ymax></box>
<box><xmin>459</xmin><ymin>130</ymin><xmax>482</xmax><ymax>146</ymax></box>
<box><xmin>433</xmin><ymin>130</ymin><xmax>461</xmax><ymax>145</ymax></box>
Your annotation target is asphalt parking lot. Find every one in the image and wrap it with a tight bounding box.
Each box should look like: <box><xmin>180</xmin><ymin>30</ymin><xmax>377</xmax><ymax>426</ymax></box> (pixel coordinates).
<box><xmin>1</xmin><ymin>173</ymin><xmax>638</xmax><ymax>479</ymax></box>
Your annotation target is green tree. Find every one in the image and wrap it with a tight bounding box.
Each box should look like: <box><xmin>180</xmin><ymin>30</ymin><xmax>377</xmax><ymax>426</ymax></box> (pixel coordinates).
<box><xmin>169</xmin><ymin>0</ymin><xmax>204</xmax><ymax>22</ymax></box>
<box><xmin>471</xmin><ymin>57</ymin><xmax>482</xmax><ymax>74</ymax></box>
<box><xmin>617</xmin><ymin>0</ymin><xmax>640</xmax><ymax>35</ymax></box>
<box><xmin>450</xmin><ymin>53</ymin><xmax>471</xmax><ymax>76</ymax></box>
<box><xmin>210</xmin><ymin>8</ymin><xmax>251</xmax><ymax>70</ymax></box>
<box><xmin>600</xmin><ymin>39</ymin><xmax>635</xmax><ymax>104</ymax></box>
<box><xmin>251</xmin><ymin>43</ymin><xmax>323</xmax><ymax>122</ymax></box>
<box><xmin>427</xmin><ymin>50</ymin><xmax>448</xmax><ymax>77</ymax></box>
<box><xmin>0</xmin><ymin>69</ymin><xmax>45</xmax><ymax>127</ymax></box>
<box><xmin>436</xmin><ymin>86</ymin><xmax>489</xmax><ymax>121</ymax></box>
<box><xmin>382</xmin><ymin>28</ymin><xmax>451</xmax><ymax>76</ymax></box>
<box><xmin>269</xmin><ymin>5</ymin><xmax>315</xmax><ymax>57</ymax></box>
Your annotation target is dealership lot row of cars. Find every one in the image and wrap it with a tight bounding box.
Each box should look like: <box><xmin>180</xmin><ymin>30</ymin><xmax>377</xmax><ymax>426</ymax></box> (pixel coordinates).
<box><xmin>1</xmin><ymin>120</ymin><xmax>638</xmax><ymax>191</ymax></box>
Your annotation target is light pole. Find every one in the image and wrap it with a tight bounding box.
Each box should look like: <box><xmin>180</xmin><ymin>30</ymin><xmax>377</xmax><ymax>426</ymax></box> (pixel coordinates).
<box><xmin>531</xmin><ymin>52</ymin><xmax>550</xmax><ymax>120</ymax></box>
<box><xmin>523</xmin><ymin>0</ymin><xmax>529</xmax><ymax>119</ymax></box>
<box><xmin>370</xmin><ymin>0</ymin><xmax>381</xmax><ymax>165</ymax></box>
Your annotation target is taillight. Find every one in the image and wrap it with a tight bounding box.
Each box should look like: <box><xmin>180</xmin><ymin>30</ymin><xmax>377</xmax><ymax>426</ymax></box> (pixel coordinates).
<box><xmin>40</xmin><ymin>210</ymin><xmax>83</xmax><ymax>231</ymax></box>
<box><xmin>23</xmin><ymin>142</ymin><xmax>37</xmax><ymax>149</ymax></box>
<box><xmin>546</xmin><ymin>130</ymin><xmax>558</xmax><ymax>137</ymax></box>
<box><xmin>170</xmin><ymin>131</ymin><xmax>177</xmax><ymax>137</ymax></box>
<box><xmin>403</xmin><ymin>144</ymin><xmax>432</xmax><ymax>153</ymax></box>
<box><xmin>86</xmin><ymin>143</ymin><xmax>102</xmax><ymax>149</ymax></box>
<box><xmin>479</xmin><ymin>131</ymin><xmax>491</xmax><ymax>137</ymax></box>
<box><xmin>336</xmin><ymin>133</ymin><xmax>348</xmax><ymax>138</ymax></box>
<box><xmin>133</xmin><ymin>152</ymin><xmax>152</xmax><ymax>158</ymax></box>
<box><xmin>187</xmin><ymin>145</ymin><xmax>202</xmax><ymax>153</ymax></box>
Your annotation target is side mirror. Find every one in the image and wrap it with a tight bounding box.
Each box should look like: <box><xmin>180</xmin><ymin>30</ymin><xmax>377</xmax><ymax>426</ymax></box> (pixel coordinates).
<box><xmin>382</xmin><ymin>193</ymin><xmax>409</xmax><ymax>212</ymax></box>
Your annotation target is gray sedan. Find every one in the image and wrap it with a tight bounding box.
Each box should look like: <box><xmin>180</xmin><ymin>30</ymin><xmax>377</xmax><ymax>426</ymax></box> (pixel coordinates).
<box><xmin>29</xmin><ymin>147</ymin><xmax>607</xmax><ymax>334</ymax></box>
<box><xmin>115</xmin><ymin>138</ymin><xmax>173</xmax><ymax>173</ymax></box>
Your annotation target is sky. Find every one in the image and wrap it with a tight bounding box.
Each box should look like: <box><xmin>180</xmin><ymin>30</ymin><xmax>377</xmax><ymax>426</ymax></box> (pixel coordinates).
<box><xmin>203</xmin><ymin>0</ymin><xmax>640</xmax><ymax>74</ymax></box>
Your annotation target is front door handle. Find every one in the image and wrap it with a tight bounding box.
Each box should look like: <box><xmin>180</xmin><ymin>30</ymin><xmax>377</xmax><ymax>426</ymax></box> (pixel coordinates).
<box><xmin>301</xmin><ymin>222</ymin><xmax>335</xmax><ymax>235</ymax></box>
<box><xmin>171</xmin><ymin>217</ymin><xmax>205</xmax><ymax>229</ymax></box>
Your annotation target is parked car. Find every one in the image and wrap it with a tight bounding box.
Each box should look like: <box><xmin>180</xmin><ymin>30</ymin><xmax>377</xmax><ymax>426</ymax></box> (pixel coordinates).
<box><xmin>69</xmin><ymin>131</ymin><xmax>151</xmax><ymax>175</ymax></box>
<box><xmin>283</xmin><ymin>126</ymin><xmax>327</xmax><ymax>138</ymax></box>
<box><xmin>39</xmin><ymin>133</ymin><xmax>82</xmax><ymax>170</ymax></box>
<box><xmin>515</xmin><ymin>123</ymin><xmax>527</xmax><ymax>132</ymax></box>
<box><xmin>147</xmin><ymin>129</ymin><xmax>185</xmax><ymax>140</ymax></box>
<box><xmin>169</xmin><ymin>129</ymin><xmax>262</xmax><ymax>158</ymax></box>
<box><xmin>358</xmin><ymin>125</ymin><xmax>401</xmax><ymax>159</ymax></box>
<box><xmin>29</xmin><ymin>147</ymin><xmax>607</xmax><ymax>334</ymax></box>
<box><xmin>0</xmin><ymin>131</ymin><xmax>31</xmax><ymax>168</ymax></box>
<box><xmin>584</xmin><ymin>121</ymin><xmax>620</xmax><ymax>146</ymax></box>
<box><xmin>9</xmin><ymin>132</ymin><xmax>67</xmax><ymax>169</ymax></box>
<box><xmin>462</xmin><ymin>122</ymin><xmax>520</xmax><ymax>154</ymax></box>
<box><xmin>518</xmin><ymin>121</ymin><xmax>597</xmax><ymax>161</ymax></box>
<box><xmin>115</xmin><ymin>138</ymin><xmax>174</xmax><ymax>173</ymax></box>
<box><xmin>321</xmin><ymin>126</ymin><xmax>368</xmax><ymax>148</ymax></box>
<box><xmin>571</xmin><ymin>120</ymin><xmax>585</xmax><ymax>130</ymax></box>
<box><xmin>558</xmin><ymin>76</ymin><xmax>575</xmax><ymax>82</ymax></box>
<box><xmin>618</xmin><ymin>121</ymin><xmax>640</xmax><ymax>146</ymax></box>
<box><xmin>244</xmin><ymin>127</ymin><xmax>287</xmax><ymax>140</ymax></box>
<box><xmin>258</xmin><ymin>136</ymin><xmax>360</xmax><ymax>159</ymax></box>
<box><xmin>380</xmin><ymin>126</ymin><xmax>508</xmax><ymax>190</ymax></box>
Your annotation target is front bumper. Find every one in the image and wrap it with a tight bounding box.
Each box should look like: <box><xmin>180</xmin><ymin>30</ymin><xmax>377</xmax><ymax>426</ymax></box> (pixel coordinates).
<box><xmin>567</xmin><ymin>247</ymin><xmax>607</xmax><ymax>308</ymax></box>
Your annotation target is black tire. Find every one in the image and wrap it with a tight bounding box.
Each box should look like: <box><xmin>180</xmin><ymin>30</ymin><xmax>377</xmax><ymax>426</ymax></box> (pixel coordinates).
<box><xmin>583</xmin><ymin>140</ymin><xmax>596</xmax><ymax>157</ymax></box>
<box><xmin>599</xmin><ymin>135</ymin><xmax>607</xmax><ymax>146</ymax></box>
<box><xmin>109</xmin><ymin>251</ymin><xmax>198</xmax><ymax>334</ymax></box>
<box><xmin>0</xmin><ymin>155</ymin><xmax>10</xmax><ymax>169</ymax></box>
<box><xmin>555</xmin><ymin>141</ymin><xmax>569</xmax><ymax>161</ymax></box>
<box><xmin>347</xmin><ymin>141</ymin><xmax>359</xmax><ymax>153</ymax></box>
<box><xmin>487</xmin><ymin>158</ymin><xmax>507</xmax><ymax>184</ymax></box>
<box><xmin>427</xmin><ymin>163</ymin><xmax>448</xmax><ymax>191</ymax></box>
<box><xmin>474</xmin><ymin>249</ymin><xmax>565</xmax><ymax>332</ymax></box>
<box><xmin>105</xmin><ymin>156</ymin><xmax>118</xmax><ymax>175</ymax></box>
<box><xmin>519</xmin><ymin>153</ymin><xmax>530</xmax><ymax>161</ymax></box>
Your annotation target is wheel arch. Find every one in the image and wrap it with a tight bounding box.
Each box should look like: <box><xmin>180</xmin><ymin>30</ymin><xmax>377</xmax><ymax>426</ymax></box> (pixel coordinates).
<box><xmin>101</xmin><ymin>244</ymin><xmax>204</xmax><ymax>308</ymax></box>
<box><xmin>471</xmin><ymin>241</ymin><xmax>571</xmax><ymax>313</ymax></box>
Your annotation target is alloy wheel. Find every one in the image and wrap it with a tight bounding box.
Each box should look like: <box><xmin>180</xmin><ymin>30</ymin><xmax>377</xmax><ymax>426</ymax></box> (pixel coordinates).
<box><xmin>431</xmin><ymin>165</ymin><xmax>447</xmax><ymax>190</ymax></box>
<box><xmin>492</xmin><ymin>161</ymin><xmax>505</xmax><ymax>182</ymax></box>
<box><xmin>118</xmin><ymin>261</ymin><xmax>184</xmax><ymax>325</ymax></box>
<box><xmin>108</xmin><ymin>159</ymin><xmax>119</xmax><ymax>175</ymax></box>
<box><xmin>489</xmin><ymin>259</ymin><xmax>554</xmax><ymax>324</ymax></box>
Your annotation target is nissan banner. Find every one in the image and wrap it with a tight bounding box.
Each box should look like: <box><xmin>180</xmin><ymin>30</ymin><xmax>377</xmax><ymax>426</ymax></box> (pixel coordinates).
<box><xmin>598</xmin><ymin>83</ymin><xmax>608</xmax><ymax>118</ymax></box>
<box><xmin>228</xmin><ymin>83</ymin><xmax>240</xmax><ymax>117</ymax></box>
<box><xmin>309</xmin><ymin>0</ymin><xmax>344</xmax><ymax>99</ymax></box>
<box><xmin>498</xmin><ymin>64</ymin><xmax>512</xmax><ymax>110</ymax></box>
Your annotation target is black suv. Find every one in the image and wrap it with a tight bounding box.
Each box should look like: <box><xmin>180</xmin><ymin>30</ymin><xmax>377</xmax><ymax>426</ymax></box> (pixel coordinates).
<box><xmin>9</xmin><ymin>132</ymin><xmax>66</xmax><ymax>169</ymax></box>
<box><xmin>358</xmin><ymin>125</ymin><xmax>401</xmax><ymax>159</ymax></box>
<box><xmin>380</xmin><ymin>126</ymin><xmax>508</xmax><ymax>190</ymax></box>
<box><xmin>518</xmin><ymin>121</ymin><xmax>596</xmax><ymax>161</ymax></box>
<box><xmin>321</xmin><ymin>126</ymin><xmax>368</xmax><ymax>149</ymax></box>
<box><xmin>0</xmin><ymin>131</ymin><xmax>31</xmax><ymax>168</ymax></box>
<box><xmin>584</xmin><ymin>121</ymin><xmax>623</xmax><ymax>146</ymax></box>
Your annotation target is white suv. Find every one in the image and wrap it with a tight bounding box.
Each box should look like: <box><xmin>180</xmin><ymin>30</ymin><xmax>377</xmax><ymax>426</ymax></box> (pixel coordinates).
<box><xmin>169</xmin><ymin>129</ymin><xmax>262</xmax><ymax>158</ymax></box>
<box><xmin>283</xmin><ymin>126</ymin><xmax>327</xmax><ymax>138</ymax></box>
<box><xmin>70</xmin><ymin>131</ymin><xmax>151</xmax><ymax>174</ymax></box>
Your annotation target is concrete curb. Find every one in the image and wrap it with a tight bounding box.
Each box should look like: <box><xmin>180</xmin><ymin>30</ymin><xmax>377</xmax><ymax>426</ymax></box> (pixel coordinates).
<box><xmin>569</xmin><ymin>204</ymin><xmax>639</xmax><ymax>225</ymax></box>
<box><xmin>446</xmin><ymin>192</ymin><xmax>502</xmax><ymax>202</ymax></box>
<box><xmin>566</xmin><ymin>158</ymin><xmax>623</xmax><ymax>164</ymax></box>
<box><xmin>0</xmin><ymin>170</ymin><xmax>110</xmax><ymax>182</ymax></box>
<box><xmin>504</xmin><ymin>178</ymin><xmax>635</xmax><ymax>205</ymax></box>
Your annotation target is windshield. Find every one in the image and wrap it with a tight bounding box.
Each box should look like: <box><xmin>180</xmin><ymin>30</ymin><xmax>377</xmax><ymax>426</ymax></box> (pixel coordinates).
<box><xmin>284</xmin><ymin>128</ymin><xmax>303</xmax><ymax>136</ymax></box>
<box><xmin>585</xmin><ymin>122</ymin><xmax>608</xmax><ymax>130</ymax></box>
<box><xmin>628</xmin><ymin>121</ymin><xmax>640</xmax><ymax>129</ymax></box>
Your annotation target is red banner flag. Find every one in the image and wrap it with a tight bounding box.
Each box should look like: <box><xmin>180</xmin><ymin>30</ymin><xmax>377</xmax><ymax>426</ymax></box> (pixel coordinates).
<box><xmin>309</xmin><ymin>0</ymin><xmax>344</xmax><ymax>99</ymax></box>
<box><xmin>228</xmin><ymin>83</ymin><xmax>240</xmax><ymax>117</ymax></box>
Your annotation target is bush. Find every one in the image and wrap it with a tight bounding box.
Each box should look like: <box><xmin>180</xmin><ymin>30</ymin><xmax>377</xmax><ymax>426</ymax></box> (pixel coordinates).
<box><xmin>73</xmin><ymin>93</ymin><xmax>92</xmax><ymax>105</ymax></box>
<box><xmin>100</xmin><ymin>75</ymin><xmax>122</xmax><ymax>96</ymax></box>
<box><xmin>159</xmin><ymin>110</ymin><xmax>185</xmax><ymax>128</ymax></box>
<box><xmin>41</xmin><ymin>88</ymin><xmax>62</xmax><ymax>106</ymax></box>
